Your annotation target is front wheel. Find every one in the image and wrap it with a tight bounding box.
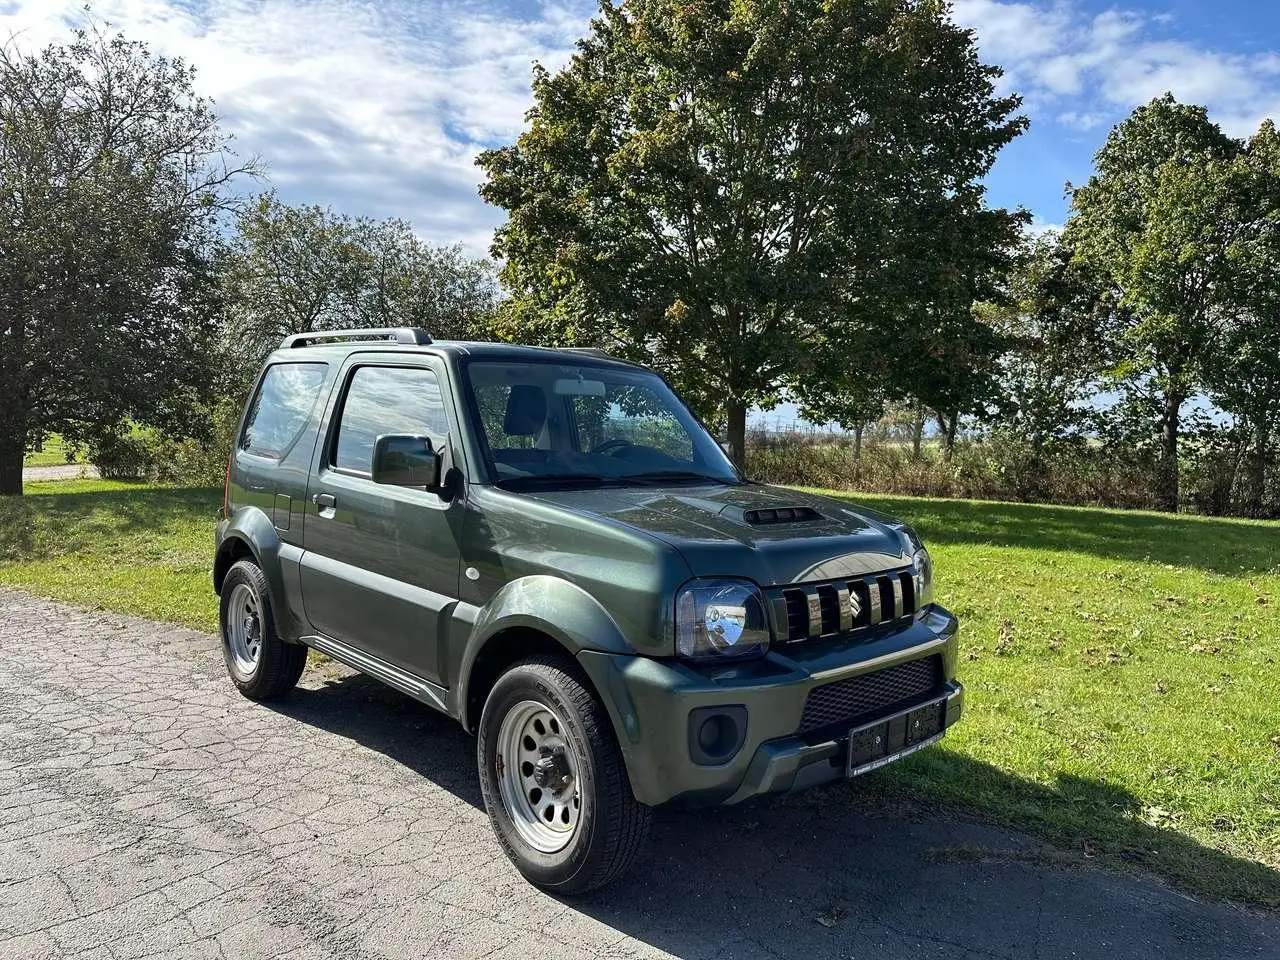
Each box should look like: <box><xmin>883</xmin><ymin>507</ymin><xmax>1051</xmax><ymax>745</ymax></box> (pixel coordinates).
<box><xmin>477</xmin><ymin>656</ymin><xmax>651</xmax><ymax>893</ymax></box>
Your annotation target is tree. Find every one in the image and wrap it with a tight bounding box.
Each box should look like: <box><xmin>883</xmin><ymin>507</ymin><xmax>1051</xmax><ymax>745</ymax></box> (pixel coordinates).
<box><xmin>0</xmin><ymin>24</ymin><xmax>251</xmax><ymax>495</ymax></box>
<box><xmin>221</xmin><ymin>194</ymin><xmax>499</xmax><ymax>370</ymax></box>
<box><xmin>980</xmin><ymin>235</ymin><xmax>1108</xmax><ymax>449</ymax></box>
<box><xmin>479</xmin><ymin>0</ymin><xmax>1026</xmax><ymax>466</ymax></box>
<box><xmin>1203</xmin><ymin>121</ymin><xmax>1280</xmax><ymax>515</ymax></box>
<box><xmin>1065</xmin><ymin>95</ymin><xmax>1252</xmax><ymax>511</ymax></box>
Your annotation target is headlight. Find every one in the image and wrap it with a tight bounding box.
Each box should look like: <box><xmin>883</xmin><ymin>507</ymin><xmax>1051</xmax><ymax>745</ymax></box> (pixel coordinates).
<box><xmin>675</xmin><ymin>579</ymin><xmax>770</xmax><ymax>660</ymax></box>
<box><xmin>913</xmin><ymin>547</ymin><xmax>935</xmax><ymax>607</ymax></box>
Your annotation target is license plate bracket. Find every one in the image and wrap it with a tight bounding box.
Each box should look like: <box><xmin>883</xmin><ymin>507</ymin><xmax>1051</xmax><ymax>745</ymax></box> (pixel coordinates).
<box><xmin>846</xmin><ymin>697</ymin><xmax>946</xmax><ymax>777</ymax></box>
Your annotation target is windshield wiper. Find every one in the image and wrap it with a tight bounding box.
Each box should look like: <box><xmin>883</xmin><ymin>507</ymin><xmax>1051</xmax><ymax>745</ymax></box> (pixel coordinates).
<box><xmin>621</xmin><ymin>470</ymin><xmax>739</xmax><ymax>486</ymax></box>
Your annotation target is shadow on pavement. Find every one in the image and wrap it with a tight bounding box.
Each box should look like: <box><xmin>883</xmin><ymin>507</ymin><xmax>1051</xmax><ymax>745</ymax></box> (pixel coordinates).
<box><xmin>271</xmin><ymin>668</ymin><xmax>1279</xmax><ymax>960</ymax></box>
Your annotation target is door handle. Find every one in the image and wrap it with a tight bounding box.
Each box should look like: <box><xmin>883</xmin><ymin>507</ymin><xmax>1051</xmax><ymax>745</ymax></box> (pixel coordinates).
<box><xmin>312</xmin><ymin>493</ymin><xmax>337</xmax><ymax>511</ymax></box>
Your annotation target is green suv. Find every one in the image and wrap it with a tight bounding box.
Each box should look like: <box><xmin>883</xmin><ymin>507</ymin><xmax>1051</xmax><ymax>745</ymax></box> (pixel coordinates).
<box><xmin>213</xmin><ymin>328</ymin><xmax>963</xmax><ymax>892</ymax></box>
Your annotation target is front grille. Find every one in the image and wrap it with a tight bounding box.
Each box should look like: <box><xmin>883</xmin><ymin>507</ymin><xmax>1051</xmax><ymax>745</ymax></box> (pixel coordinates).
<box><xmin>768</xmin><ymin>568</ymin><xmax>917</xmax><ymax>643</ymax></box>
<box><xmin>799</xmin><ymin>655</ymin><xmax>943</xmax><ymax>733</ymax></box>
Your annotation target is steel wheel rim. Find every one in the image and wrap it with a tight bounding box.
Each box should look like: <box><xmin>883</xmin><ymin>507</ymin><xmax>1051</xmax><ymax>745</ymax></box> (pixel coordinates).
<box><xmin>226</xmin><ymin>582</ymin><xmax>263</xmax><ymax>676</ymax></box>
<box><xmin>496</xmin><ymin>699</ymin><xmax>582</xmax><ymax>853</ymax></box>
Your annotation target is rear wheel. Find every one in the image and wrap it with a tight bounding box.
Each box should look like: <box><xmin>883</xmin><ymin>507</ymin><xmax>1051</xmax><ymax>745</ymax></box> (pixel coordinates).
<box><xmin>477</xmin><ymin>655</ymin><xmax>651</xmax><ymax>893</ymax></box>
<box><xmin>219</xmin><ymin>559</ymin><xmax>307</xmax><ymax>700</ymax></box>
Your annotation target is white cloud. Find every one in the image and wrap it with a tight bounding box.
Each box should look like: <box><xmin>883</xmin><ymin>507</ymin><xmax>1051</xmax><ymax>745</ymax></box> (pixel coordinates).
<box><xmin>953</xmin><ymin>1</ymin><xmax>1280</xmax><ymax>138</ymax></box>
<box><xmin>0</xmin><ymin>0</ymin><xmax>594</xmax><ymax>254</ymax></box>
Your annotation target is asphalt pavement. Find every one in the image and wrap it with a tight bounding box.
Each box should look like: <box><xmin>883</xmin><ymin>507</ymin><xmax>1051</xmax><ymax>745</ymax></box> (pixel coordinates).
<box><xmin>1</xmin><ymin>589</ymin><xmax>1275</xmax><ymax>959</ymax></box>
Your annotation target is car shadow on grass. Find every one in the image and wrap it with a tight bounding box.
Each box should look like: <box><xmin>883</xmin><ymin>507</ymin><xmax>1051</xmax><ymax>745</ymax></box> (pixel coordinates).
<box><xmin>267</xmin><ymin>668</ymin><xmax>1278</xmax><ymax>960</ymax></box>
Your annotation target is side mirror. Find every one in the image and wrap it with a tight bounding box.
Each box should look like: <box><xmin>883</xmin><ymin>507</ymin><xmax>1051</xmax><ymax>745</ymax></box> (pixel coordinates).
<box><xmin>372</xmin><ymin>434</ymin><xmax>441</xmax><ymax>489</ymax></box>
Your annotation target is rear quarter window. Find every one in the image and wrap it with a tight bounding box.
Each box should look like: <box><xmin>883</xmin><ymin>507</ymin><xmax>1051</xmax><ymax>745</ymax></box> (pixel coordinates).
<box><xmin>240</xmin><ymin>362</ymin><xmax>329</xmax><ymax>459</ymax></box>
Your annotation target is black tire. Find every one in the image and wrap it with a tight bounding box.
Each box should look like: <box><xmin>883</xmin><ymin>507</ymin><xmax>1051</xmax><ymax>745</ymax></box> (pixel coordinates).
<box><xmin>218</xmin><ymin>558</ymin><xmax>307</xmax><ymax>701</ymax></box>
<box><xmin>477</xmin><ymin>655</ymin><xmax>651</xmax><ymax>893</ymax></box>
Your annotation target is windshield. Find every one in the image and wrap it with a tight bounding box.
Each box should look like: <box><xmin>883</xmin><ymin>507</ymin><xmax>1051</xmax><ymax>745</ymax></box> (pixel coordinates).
<box><xmin>464</xmin><ymin>359</ymin><xmax>742</xmax><ymax>488</ymax></box>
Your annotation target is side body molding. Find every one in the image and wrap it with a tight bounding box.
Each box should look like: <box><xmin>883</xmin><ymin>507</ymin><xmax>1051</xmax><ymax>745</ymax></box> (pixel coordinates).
<box><xmin>450</xmin><ymin>575</ymin><xmax>636</xmax><ymax>729</ymax></box>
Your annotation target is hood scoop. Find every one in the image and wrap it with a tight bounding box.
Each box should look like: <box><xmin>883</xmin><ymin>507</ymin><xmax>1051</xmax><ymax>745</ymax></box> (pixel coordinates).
<box><xmin>726</xmin><ymin>505</ymin><xmax>823</xmax><ymax>525</ymax></box>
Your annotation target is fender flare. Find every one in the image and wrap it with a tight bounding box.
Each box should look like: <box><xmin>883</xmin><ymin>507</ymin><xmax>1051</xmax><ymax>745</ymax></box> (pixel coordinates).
<box><xmin>452</xmin><ymin>575</ymin><xmax>636</xmax><ymax>729</ymax></box>
<box><xmin>214</xmin><ymin>508</ymin><xmax>303</xmax><ymax>640</ymax></box>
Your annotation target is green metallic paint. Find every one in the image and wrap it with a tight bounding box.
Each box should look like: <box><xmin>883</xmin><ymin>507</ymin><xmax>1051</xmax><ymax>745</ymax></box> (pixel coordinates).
<box><xmin>577</xmin><ymin>606</ymin><xmax>960</xmax><ymax>806</ymax></box>
<box><xmin>216</xmin><ymin>337</ymin><xmax>965</xmax><ymax>809</ymax></box>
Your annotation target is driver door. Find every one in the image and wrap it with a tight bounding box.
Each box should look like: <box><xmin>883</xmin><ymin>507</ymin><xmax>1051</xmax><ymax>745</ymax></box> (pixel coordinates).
<box><xmin>299</xmin><ymin>357</ymin><xmax>461</xmax><ymax>684</ymax></box>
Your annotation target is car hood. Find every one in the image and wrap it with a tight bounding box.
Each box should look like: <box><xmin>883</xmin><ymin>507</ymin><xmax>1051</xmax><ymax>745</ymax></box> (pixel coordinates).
<box><xmin>523</xmin><ymin>482</ymin><xmax>914</xmax><ymax>587</ymax></box>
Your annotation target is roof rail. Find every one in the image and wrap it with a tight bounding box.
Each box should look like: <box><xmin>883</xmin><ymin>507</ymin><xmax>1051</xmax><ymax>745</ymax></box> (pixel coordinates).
<box><xmin>557</xmin><ymin>346</ymin><xmax>613</xmax><ymax>359</ymax></box>
<box><xmin>281</xmin><ymin>327</ymin><xmax>433</xmax><ymax>349</ymax></box>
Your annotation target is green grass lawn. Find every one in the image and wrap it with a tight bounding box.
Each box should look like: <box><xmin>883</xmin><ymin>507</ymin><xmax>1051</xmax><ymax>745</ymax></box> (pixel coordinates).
<box><xmin>1</xmin><ymin>480</ymin><xmax>1277</xmax><ymax>905</ymax></box>
<box><xmin>22</xmin><ymin>434</ymin><xmax>84</xmax><ymax>468</ymax></box>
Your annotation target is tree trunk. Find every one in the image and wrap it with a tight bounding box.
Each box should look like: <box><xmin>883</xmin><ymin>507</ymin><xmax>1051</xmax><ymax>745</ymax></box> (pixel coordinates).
<box><xmin>852</xmin><ymin>423</ymin><xmax>864</xmax><ymax>484</ymax></box>
<box><xmin>911</xmin><ymin>406</ymin><xmax>924</xmax><ymax>460</ymax></box>
<box><xmin>0</xmin><ymin>425</ymin><xmax>23</xmax><ymax>496</ymax></box>
<box><xmin>1247</xmin><ymin>418</ymin><xmax>1270</xmax><ymax>517</ymax></box>
<box><xmin>939</xmin><ymin>411</ymin><xmax>958</xmax><ymax>463</ymax></box>
<box><xmin>727</xmin><ymin>398</ymin><xmax>747</xmax><ymax>473</ymax></box>
<box><xmin>1157</xmin><ymin>392</ymin><xmax>1183</xmax><ymax>513</ymax></box>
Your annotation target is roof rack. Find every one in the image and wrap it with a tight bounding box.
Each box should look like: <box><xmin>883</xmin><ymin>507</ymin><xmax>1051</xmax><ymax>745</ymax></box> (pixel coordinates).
<box><xmin>281</xmin><ymin>327</ymin><xmax>433</xmax><ymax>349</ymax></box>
<box><xmin>557</xmin><ymin>346</ymin><xmax>613</xmax><ymax>359</ymax></box>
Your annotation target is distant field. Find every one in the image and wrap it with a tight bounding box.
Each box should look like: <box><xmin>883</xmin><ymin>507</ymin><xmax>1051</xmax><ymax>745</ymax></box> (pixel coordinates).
<box><xmin>1</xmin><ymin>479</ymin><xmax>1277</xmax><ymax>905</ymax></box>
<box><xmin>22</xmin><ymin>435</ymin><xmax>83</xmax><ymax>468</ymax></box>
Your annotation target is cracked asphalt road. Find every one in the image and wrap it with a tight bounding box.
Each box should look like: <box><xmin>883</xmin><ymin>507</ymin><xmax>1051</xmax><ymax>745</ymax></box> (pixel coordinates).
<box><xmin>1</xmin><ymin>589</ymin><xmax>1276</xmax><ymax>960</ymax></box>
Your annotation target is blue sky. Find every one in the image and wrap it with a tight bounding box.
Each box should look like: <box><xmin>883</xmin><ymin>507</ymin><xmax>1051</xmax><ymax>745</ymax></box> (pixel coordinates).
<box><xmin>3</xmin><ymin>0</ymin><xmax>1278</xmax><ymax>250</ymax></box>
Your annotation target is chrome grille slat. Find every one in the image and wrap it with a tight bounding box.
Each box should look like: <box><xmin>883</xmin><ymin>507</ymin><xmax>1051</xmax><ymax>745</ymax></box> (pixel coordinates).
<box><xmin>836</xmin><ymin>584</ymin><xmax>853</xmax><ymax>633</ymax></box>
<box><xmin>769</xmin><ymin>567</ymin><xmax>918</xmax><ymax>644</ymax></box>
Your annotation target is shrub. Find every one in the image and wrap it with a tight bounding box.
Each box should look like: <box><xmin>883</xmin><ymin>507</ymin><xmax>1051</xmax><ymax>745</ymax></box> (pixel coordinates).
<box><xmin>88</xmin><ymin>431</ymin><xmax>160</xmax><ymax>481</ymax></box>
<box><xmin>743</xmin><ymin>428</ymin><xmax>1266</xmax><ymax>515</ymax></box>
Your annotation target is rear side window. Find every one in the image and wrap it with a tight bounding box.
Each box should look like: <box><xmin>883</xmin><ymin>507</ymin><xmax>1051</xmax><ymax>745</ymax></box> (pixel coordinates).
<box><xmin>333</xmin><ymin>366</ymin><xmax>448</xmax><ymax>473</ymax></box>
<box><xmin>240</xmin><ymin>362</ymin><xmax>328</xmax><ymax>459</ymax></box>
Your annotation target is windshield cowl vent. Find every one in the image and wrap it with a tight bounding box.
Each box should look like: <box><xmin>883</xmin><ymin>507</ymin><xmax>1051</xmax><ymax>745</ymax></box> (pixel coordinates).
<box><xmin>743</xmin><ymin>506</ymin><xmax>821</xmax><ymax>525</ymax></box>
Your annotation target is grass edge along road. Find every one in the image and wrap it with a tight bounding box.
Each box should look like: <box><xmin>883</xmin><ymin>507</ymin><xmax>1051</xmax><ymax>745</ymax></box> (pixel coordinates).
<box><xmin>1</xmin><ymin>478</ymin><xmax>1277</xmax><ymax>907</ymax></box>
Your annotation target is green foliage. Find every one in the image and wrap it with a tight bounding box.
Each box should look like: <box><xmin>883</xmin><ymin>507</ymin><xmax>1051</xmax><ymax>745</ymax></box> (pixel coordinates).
<box><xmin>479</xmin><ymin>0</ymin><xmax>1027</xmax><ymax>463</ymax></box>
<box><xmin>1065</xmin><ymin>94</ymin><xmax>1278</xmax><ymax>511</ymax></box>
<box><xmin>0</xmin><ymin>21</ymin><xmax>253</xmax><ymax>495</ymax></box>
<box><xmin>221</xmin><ymin>192</ymin><xmax>500</xmax><ymax>368</ymax></box>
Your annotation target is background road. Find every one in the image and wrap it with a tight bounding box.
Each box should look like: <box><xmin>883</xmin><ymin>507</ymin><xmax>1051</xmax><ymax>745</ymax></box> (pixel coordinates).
<box><xmin>1</xmin><ymin>589</ymin><xmax>1275</xmax><ymax>960</ymax></box>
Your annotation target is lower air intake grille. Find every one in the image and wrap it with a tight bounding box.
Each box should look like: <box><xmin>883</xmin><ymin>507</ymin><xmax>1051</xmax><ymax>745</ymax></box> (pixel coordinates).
<box><xmin>798</xmin><ymin>655</ymin><xmax>944</xmax><ymax>733</ymax></box>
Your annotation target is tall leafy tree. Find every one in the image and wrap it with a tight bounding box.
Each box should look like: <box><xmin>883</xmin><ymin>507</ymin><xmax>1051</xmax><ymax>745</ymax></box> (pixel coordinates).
<box><xmin>0</xmin><ymin>24</ymin><xmax>251</xmax><ymax>495</ymax></box>
<box><xmin>479</xmin><ymin>0</ymin><xmax>1026</xmax><ymax>465</ymax></box>
<box><xmin>1203</xmin><ymin>121</ymin><xmax>1280</xmax><ymax>514</ymax></box>
<box><xmin>979</xmin><ymin>235</ymin><xmax>1109</xmax><ymax>449</ymax></box>
<box><xmin>221</xmin><ymin>194</ymin><xmax>499</xmax><ymax>369</ymax></box>
<box><xmin>1065</xmin><ymin>95</ymin><xmax>1253</xmax><ymax>511</ymax></box>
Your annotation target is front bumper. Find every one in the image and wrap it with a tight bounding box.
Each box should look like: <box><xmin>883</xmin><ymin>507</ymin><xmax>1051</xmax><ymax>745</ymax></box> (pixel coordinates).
<box><xmin>577</xmin><ymin>604</ymin><xmax>963</xmax><ymax>807</ymax></box>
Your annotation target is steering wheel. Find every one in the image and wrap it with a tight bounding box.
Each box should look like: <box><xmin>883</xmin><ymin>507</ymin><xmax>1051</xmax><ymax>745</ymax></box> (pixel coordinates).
<box><xmin>590</xmin><ymin>438</ymin><xmax>635</xmax><ymax>456</ymax></box>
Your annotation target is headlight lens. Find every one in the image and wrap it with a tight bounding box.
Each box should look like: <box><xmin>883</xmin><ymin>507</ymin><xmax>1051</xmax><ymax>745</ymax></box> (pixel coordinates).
<box><xmin>675</xmin><ymin>579</ymin><xmax>770</xmax><ymax>660</ymax></box>
<box><xmin>913</xmin><ymin>547</ymin><xmax>935</xmax><ymax>607</ymax></box>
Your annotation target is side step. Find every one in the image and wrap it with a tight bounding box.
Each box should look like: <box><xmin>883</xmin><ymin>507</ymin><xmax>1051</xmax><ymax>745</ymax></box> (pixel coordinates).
<box><xmin>300</xmin><ymin>633</ymin><xmax>452</xmax><ymax>716</ymax></box>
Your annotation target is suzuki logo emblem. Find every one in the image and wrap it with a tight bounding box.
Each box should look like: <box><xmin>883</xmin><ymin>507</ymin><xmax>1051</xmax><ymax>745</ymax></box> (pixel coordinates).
<box><xmin>847</xmin><ymin>590</ymin><xmax>862</xmax><ymax>621</ymax></box>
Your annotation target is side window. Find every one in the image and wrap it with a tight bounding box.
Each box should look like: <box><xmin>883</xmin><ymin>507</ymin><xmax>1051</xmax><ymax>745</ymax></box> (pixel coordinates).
<box><xmin>332</xmin><ymin>366</ymin><xmax>448</xmax><ymax>474</ymax></box>
<box><xmin>240</xmin><ymin>362</ymin><xmax>328</xmax><ymax>459</ymax></box>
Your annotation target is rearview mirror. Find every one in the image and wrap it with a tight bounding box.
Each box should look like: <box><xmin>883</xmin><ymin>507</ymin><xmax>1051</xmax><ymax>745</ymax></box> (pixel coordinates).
<box><xmin>372</xmin><ymin>434</ymin><xmax>441</xmax><ymax>489</ymax></box>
